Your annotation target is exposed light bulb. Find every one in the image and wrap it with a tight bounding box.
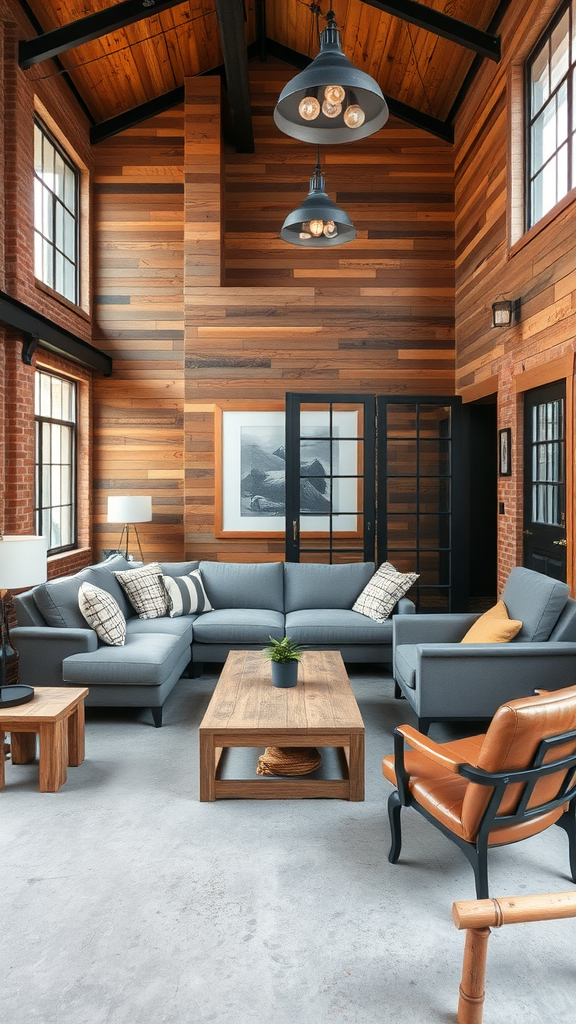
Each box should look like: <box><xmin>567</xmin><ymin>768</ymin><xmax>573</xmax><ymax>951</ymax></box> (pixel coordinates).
<box><xmin>309</xmin><ymin>219</ymin><xmax>324</xmax><ymax>237</ymax></box>
<box><xmin>298</xmin><ymin>96</ymin><xmax>320</xmax><ymax>120</ymax></box>
<box><xmin>343</xmin><ymin>104</ymin><xmax>366</xmax><ymax>129</ymax></box>
<box><xmin>323</xmin><ymin>221</ymin><xmax>337</xmax><ymax>238</ymax></box>
<box><xmin>324</xmin><ymin>84</ymin><xmax>345</xmax><ymax>104</ymax></box>
<box><xmin>322</xmin><ymin>100</ymin><xmax>342</xmax><ymax>118</ymax></box>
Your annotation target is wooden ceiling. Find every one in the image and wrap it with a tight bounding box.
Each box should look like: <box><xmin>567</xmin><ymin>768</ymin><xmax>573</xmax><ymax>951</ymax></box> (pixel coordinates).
<box><xmin>20</xmin><ymin>0</ymin><xmax>504</xmax><ymax>140</ymax></box>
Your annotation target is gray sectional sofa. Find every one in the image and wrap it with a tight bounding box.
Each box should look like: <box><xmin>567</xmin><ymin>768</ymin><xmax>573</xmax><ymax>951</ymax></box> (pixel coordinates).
<box><xmin>12</xmin><ymin>555</ymin><xmax>415</xmax><ymax>726</ymax></box>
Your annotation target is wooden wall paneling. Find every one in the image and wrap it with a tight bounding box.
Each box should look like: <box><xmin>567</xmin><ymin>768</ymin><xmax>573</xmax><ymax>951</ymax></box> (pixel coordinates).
<box><xmin>92</xmin><ymin>107</ymin><xmax>186</xmax><ymax>562</ymax></box>
<box><xmin>454</xmin><ymin>0</ymin><xmax>576</xmax><ymax>590</ymax></box>
<box><xmin>182</xmin><ymin>67</ymin><xmax>455</xmax><ymax>563</ymax></box>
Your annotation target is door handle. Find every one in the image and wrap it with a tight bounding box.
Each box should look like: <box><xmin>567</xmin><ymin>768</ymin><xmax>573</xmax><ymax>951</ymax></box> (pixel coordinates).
<box><xmin>523</xmin><ymin>530</ymin><xmax>533</xmax><ymax>536</ymax></box>
<box><xmin>553</xmin><ymin>538</ymin><xmax>567</xmax><ymax>547</ymax></box>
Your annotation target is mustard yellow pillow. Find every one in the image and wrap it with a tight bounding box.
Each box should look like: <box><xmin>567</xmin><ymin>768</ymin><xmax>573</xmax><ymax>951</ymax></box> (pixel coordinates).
<box><xmin>461</xmin><ymin>600</ymin><xmax>522</xmax><ymax>644</ymax></box>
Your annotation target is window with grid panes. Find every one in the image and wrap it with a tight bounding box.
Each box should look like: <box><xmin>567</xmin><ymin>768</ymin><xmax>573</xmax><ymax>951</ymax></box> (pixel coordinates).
<box><xmin>33</xmin><ymin>119</ymin><xmax>79</xmax><ymax>304</ymax></box>
<box><xmin>526</xmin><ymin>1</ymin><xmax>576</xmax><ymax>229</ymax></box>
<box><xmin>34</xmin><ymin>371</ymin><xmax>77</xmax><ymax>554</ymax></box>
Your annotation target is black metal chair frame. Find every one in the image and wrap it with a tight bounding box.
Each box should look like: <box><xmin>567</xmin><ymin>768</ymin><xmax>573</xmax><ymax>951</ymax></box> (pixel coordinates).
<box><xmin>387</xmin><ymin>727</ymin><xmax>576</xmax><ymax>898</ymax></box>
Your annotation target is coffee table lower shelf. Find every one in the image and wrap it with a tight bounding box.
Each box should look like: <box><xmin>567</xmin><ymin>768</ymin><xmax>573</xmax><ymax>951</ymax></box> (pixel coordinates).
<box><xmin>199</xmin><ymin>731</ymin><xmax>365</xmax><ymax>801</ymax></box>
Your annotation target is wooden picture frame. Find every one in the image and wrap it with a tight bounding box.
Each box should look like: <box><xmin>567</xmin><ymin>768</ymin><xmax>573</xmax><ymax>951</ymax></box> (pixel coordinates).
<box><xmin>499</xmin><ymin>427</ymin><xmax>512</xmax><ymax>476</ymax></box>
<box><xmin>214</xmin><ymin>403</ymin><xmax>362</xmax><ymax>539</ymax></box>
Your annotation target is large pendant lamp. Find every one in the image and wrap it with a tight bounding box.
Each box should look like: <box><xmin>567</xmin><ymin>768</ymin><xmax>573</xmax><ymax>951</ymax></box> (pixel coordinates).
<box><xmin>274</xmin><ymin>11</ymin><xmax>389</xmax><ymax>145</ymax></box>
<box><xmin>280</xmin><ymin>158</ymin><xmax>356</xmax><ymax>247</ymax></box>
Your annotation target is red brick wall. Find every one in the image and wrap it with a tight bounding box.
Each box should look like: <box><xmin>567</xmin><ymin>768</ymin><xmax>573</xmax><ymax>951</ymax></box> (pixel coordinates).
<box><xmin>0</xmin><ymin>3</ymin><xmax>94</xmax><ymax>578</ymax></box>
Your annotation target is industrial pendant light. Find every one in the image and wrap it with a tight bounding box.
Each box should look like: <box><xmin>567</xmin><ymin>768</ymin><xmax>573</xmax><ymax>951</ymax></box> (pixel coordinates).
<box><xmin>280</xmin><ymin>156</ymin><xmax>356</xmax><ymax>247</ymax></box>
<box><xmin>274</xmin><ymin>9</ymin><xmax>389</xmax><ymax>145</ymax></box>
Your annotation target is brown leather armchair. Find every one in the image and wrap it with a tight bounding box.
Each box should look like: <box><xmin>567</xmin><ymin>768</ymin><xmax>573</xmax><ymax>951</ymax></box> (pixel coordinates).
<box><xmin>383</xmin><ymin>685</ymin><xmax>576</xmax><ymax>898</ymax></box>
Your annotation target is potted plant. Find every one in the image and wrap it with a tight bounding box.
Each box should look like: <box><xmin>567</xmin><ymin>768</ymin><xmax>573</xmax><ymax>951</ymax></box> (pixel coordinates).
<box><xmin>262</xmin><ymin>636</ymin><xmax>304</xmax><ymax>688</ymax></box>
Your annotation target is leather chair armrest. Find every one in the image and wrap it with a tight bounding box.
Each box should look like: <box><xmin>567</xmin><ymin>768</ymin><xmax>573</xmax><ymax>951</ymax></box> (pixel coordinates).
<box><xmin>396</xmin><ymin>724</ymin><xmax>465</xmax><ymax>773</ymax></box>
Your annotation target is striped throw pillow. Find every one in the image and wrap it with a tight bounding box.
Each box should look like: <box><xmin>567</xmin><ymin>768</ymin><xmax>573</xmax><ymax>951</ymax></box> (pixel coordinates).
<box><xmin>78</xmin><ymin>582</ymin><xmax>126</xmax><ymax>646</ymax></box>
<box><xmin>353</xmin><ymin>562</ymin><xmax>419</xmax><ymax>622</ymax></box>
<box><xmin>163</xmin><ymin>569</ymin><xmax>212</xmax><ymax>617</ymax></box>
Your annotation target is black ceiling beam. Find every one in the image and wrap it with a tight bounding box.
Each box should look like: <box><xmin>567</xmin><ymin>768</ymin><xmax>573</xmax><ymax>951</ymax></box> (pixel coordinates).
<box><xmin>447</xmin><ymin>0</ymin><xmax>515</xmax><ymax>124</ymax></box>
<box><xmin>90</xmin><ymin>86</ymin><xmax>185</xmax><ymax>145</ymax></box>
<box><xmin>19</xmin><ymin>0</ymin><xmax>187</xmax><ymax>69</ymax></box>
<box><xmin>0</xmin><ymin>290</ymin><xmax>113</xmax><ymax>375</ymax></box>
<box><xmin>264</xmin><ymin>39</ymin><xmax>453</xmax><ymax>142</ymax></box>
<box><xmin>359</xmin><ymin>0</ymin><xmax>500</xmax><ymax>61</ymax></box>
<box><xmin>214</xmin><ymin>0</ymin><xmax>254</xmax><ymax>153</ymax></box>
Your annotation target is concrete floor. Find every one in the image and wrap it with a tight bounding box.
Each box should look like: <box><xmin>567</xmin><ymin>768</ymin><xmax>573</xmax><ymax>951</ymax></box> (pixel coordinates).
<box><xmin>1</xmin><ymin>666</ymin><xmax>575</xmax><ymax>1024</ymax></box>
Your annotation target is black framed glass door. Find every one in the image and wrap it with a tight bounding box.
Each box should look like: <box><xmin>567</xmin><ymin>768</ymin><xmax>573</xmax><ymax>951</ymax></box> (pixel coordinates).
<box><xmin>285</xmin><ymin>393</ymin><xmax>376</xmax><ymax>563</ymax></box>
<box><xmin>523</xmin><ymin>381</ymin><xmax>566</xmax><ymax>580</ymax></box>
<box><xmin>377</xmin><ymin>396</ymin><xmax>466</xmax><ymax>611</ymax></box>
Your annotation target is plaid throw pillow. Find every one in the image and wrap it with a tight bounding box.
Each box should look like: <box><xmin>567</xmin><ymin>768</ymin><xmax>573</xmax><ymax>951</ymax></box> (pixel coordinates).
<box><xmin>78</xmin><ymin>582</ymin><xmax>126</xmax><ymax>646</ymax></box>
<box><xmin>113</xmin><ymin>562</ymin><xmax>169</xmax><ymax>619</ymax></box>
<box><xmin>353</xmin><ymin>562</ymin><xmax>419</xmax><ymax>622</ymax></box>
<box><xmin>163</xmin><ymin>569</ymin><xmax>212</xmax><ymax>617</ymax></box>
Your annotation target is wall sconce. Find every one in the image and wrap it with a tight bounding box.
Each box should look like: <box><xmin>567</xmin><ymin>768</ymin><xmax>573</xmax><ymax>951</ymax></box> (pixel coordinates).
<box><xmin>492</xmin><ymin>298</ymin><xmax>521</xmax><ymax>327</ymax></box>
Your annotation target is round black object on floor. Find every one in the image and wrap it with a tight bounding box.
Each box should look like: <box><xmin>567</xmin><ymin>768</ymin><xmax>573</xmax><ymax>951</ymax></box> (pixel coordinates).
<box><xmin>0</xmin><ymin>685</ymin><xmax>35</xmax><ymax>708</ymax></box>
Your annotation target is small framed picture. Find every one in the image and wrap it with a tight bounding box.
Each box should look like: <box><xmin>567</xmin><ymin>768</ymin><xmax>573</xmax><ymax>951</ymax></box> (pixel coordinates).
<box><xmin>499</xmin><ymin>427</ymin><xmax>512</xmax><ymax>476</ymax></box>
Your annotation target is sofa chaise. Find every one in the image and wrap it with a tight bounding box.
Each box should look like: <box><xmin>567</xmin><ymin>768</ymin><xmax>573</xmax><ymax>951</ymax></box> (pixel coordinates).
<box><xmin>12</xmin><ymin>556</ymin><xmax>415</xmax><ymax>725</ymax></box>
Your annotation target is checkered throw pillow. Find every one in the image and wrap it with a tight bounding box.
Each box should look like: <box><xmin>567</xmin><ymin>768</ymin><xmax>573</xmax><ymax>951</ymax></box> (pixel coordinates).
<box><xmin>162</xmin><ymin>569</ymin><xmax>212</xmax><ymax>617</ymax></box>
<box><xmin>352</xmin><ymin>562</ymin><xmax>419</xmax><ymax>622</ymax></box>
<box><xmin>113</xmin><ymin>562</ymin><xmax>169</xmax><ymax>619</ymax></box>
<box><xmin>78</xmin><ymin>582</ymin><xmax>126</xmax><ymax>646</ymax></box>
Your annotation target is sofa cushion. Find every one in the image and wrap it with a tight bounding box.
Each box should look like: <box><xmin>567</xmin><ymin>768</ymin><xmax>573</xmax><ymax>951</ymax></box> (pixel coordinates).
<box><xmin>285</xmin><ymin>608</ymin><xmax>394</xmax><ymax>645</ymax></box>
<box><xmin>159</xmin><ymin>561</ymin><xmax>200</xmax><ymax>578</ymax></box>
<box><xmin>114</xmin><ymin>563</ymin><xmax>169</xmax><ymax>619</ymax></box>
<box><xmin>78</xmin><ymin>583</ymin><xmax>126</xmax><ymax>646</ymax></box>
<box><xmin>62</xmin><ymin>631</ymin><xmax>190</xmax><ymax>686</ymax></box>
<box><xmin>353</xmin><ymin>562</ymin><xmax>419</xmax><ymax>622</ymax></box>
<box><xmin>199</xmin><ymin>562</ymin><xmax>284</xmax><ymax>612</ymax></box>
<box><xmin>163</xmin><ymin>569</ymin><xmax>211</xmax><ymax>616</ymax></box>
<box><xmin>394</xmin><ymin>645</ymin><xmax>419</xmax><ymax>690</ymax></box>
<box><xmin>191</xmin><ymin>608</ymin><xmax>284</xmax><ymax>644</ymax></box>
<box><xmin>502</xmin><ymin>567</ymin><xmax>569</xmax><ymax>642</ymax></box>
<box><xmin>33</xmin><ymin>555</ymin><xmax>135</xmax><ymax>628</ymax></box>
<box><xmin>283</xmin><ymin>562</ymin><xmax>375</xmax><ymax>613</ymax></box>
<box><xmin>126</xmin><ymin>616</ymin><xmax>194</xmax><ymax>641</ymax></box>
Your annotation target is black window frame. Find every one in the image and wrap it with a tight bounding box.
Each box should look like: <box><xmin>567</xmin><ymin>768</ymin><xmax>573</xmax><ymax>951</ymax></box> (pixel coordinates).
<box><xmin>33</xmin><ymin>117</ymin><xmax>80</xmax><ymax>306</ymax></box>
<box><xmin>525</xmin><ymin>0</ymin><xmax>576</xmax><ymax>231</ymax></box>
<box><xmin>34</xmin><ymin>369</ymin><xmax>78</xmax><ymax>556</ymax></box>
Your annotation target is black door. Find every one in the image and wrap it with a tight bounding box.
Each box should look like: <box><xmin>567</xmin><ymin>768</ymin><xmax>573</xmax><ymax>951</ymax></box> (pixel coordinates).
<box><xmin>285</xmin><ymin>393</ymin><xmax>376</xmax><ymax>563</ymax></box>
<box><xmin>377</xmin><ymin>396</ymin><xmax>467</xmax><ymax>611</ymax></box>
<box><xmin>523</xmin><ymin>381</ymin><xmax>566</xmax><ymax>581</ymax></box>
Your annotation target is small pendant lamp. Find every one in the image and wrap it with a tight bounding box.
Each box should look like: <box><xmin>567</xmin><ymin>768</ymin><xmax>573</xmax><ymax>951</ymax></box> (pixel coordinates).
<box><xmin>274</xmin><ymin>10</ymin><xmax>389</xmax><ymax>145</ymax></box>
<box><xmin>280</xmin><ymin>157</ymin><xmax>356</xmax><ymax>247</ymax></box>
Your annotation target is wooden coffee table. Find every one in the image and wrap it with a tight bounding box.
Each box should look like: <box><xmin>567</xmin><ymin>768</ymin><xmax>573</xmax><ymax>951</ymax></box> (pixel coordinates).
<box><xmin>199</xmin><ymin>650</ymin><xmax>365</xmax><ymax>801</ymax></box>
<box><xmin>0</xmin><ymin>686</ymin><xmax>88</xmax><ymax>792</ymax></box>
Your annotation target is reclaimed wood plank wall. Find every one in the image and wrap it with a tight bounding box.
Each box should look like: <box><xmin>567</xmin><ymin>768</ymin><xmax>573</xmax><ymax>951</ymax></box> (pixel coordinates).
<box><xmin>92</xmin><ymin>66</ymin><xmax>455</xmax><ymax>564</ymax></box>
<box><xmin>92</xmin><ymin>108</ymin><xmax>186</xmax><ymax>562</ymax></box>
<box><xmin>454</xmin><ymin>0</ymin><xmax>576</xmax><ymax>591</ymax></box>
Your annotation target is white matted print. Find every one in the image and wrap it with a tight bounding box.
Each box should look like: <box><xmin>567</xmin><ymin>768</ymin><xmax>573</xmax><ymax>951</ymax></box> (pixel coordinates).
<box><xmin>215</xmin><ymin>408</ymin><xmax>360</xmax><ymax>537</ymax></box>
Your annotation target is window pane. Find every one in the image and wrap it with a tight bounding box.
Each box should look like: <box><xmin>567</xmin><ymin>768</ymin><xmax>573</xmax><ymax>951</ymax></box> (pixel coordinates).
<box><xmin>42</xmin><ymin>188</ymin><xmax>54</xmax><ymax>241</ymax></box>
<box><xmin>531</xmin><ymin>44</ymin><xmax>550</xmax><ymax>111</ymax></box>
<box><xmin>34</xmin><ymin>124</ymin><xmax>42</xmax><ymax>173</ymax></box>
<box><xmin>42</xmin><ymin>239</ymin><xmax>53</xmax><ymax>287</ymax></box>
<box><xmin>557</xmin><ymin>80</ymin><xmax>568</xmax><ymax>144</ymax></box>
<box><xmin>543</xmin><ymin>156</ymin><xmax>557</xmax><ymax>211</ymax></box>
<box><xmin>558</xmin><ymin>141</ymin><xmax>568</xmax><ymax>197</ymax></box>
<box><xmin>63</xmin><ymin>211</ymin><xmax>75</xmax><ymax>259</ymax></box>
<box><xmin>551</xmin><ymin>10</ymin><xmax>570</xmax><ymax>89</ymax></box>
<box><xmin>55</xmin><ymin>201</ymin><xmax>64</xmax><ymax>250</ymax></box>
<box><xmin>51</xmin><ymin>376</ymin><xmax>62</xmax><ymax>420</ymax></box>
<box><xmin>40</xmin><ymin>374</ymin><xmax>51</xmax><ymax>417</ymax></box>
<box><xmin>63</xmin><ymin>260</ymin><xmax>76</xmax><ymax>303</ymax></box>
<box><xmin>51</xmin><ymin>423</ymin><xmax>61</xmax><ymax>461</ymax></box>
<box><xmin>55</xmin><ymin>251</ymin><xmax>65</xmax><ymax>295</ymax></box>
<box><xmin>64</xmin><ymin>165</ymin><xmax>75</xmax><ymax>210</ymax></box>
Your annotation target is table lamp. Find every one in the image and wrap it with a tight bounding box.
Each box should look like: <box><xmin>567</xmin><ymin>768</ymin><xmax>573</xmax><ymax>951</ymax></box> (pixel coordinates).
<box><xmin>0</xmin><ymin>534</ymin><xmax>48</xmax><ymax>707</ymax></box>
<box><xmin>107</xmin><ymin>495</ymin><xmax>152</xmax><ymax>562</ymax></box>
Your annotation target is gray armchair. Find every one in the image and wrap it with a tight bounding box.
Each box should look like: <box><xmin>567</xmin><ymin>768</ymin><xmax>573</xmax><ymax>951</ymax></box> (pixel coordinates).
<box><xmin>392</xmin><ymin>567</ymin><xmax>576</xmax><ymax>734</ymax></box>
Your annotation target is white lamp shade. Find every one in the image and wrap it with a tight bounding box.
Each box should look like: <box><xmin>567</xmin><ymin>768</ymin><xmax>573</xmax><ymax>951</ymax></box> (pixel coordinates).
<box><xmin>0</xmin><ymin>535</ymin><xmax>48</xmax><ymax>589</ymax></box>
<box><xmin>107</xmin><ymin>495</ymin><xmax>152</xmax><ymax>524</ymax></box>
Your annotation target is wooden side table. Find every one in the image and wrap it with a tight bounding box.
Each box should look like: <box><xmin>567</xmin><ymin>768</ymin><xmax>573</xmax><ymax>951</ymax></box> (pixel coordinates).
<box><xmin>0</xmin><ymin>686</ymin><xmax>89</xmax><ymax>792</ymax></box>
